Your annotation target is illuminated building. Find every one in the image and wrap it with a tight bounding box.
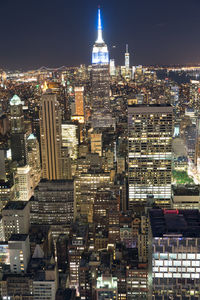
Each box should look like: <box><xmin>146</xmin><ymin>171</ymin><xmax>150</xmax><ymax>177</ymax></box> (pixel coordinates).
<box><xmin>61</xmin><ymin>123</ymin><xmax>78</xmax><ymax>160</ymax></box>
<box><xmin>128</xmin><ymin>104</ymin><xmax>173</xmax><ymax>209</ymax></box>
<box><xmin>126</xmin><ymin>266</ymin><xmax>148</xmax><ymax>299</ymax></box>
<box><xmin>31</xmin><ymin>179</ymin><xmax>74</xmax><ymax>239</ymax></box>
<box><xmin>91</xmin><ymin>131</ymin><xmax>102</xmax><ymax>156</ymax></box>
<box><xmin>149</xmin><ymin>209</ymin><xmax>200</xmax><ymax>299</ymax></box>
<box><xmin>0</xmin><ymin>242</ymin><xmax>9</xmax><ymax>269</ymax></box>
<box><xmin>40</xmin><ymin>91</ymin><xmax>62</xmax><ymax>180</ymax></box>
<box><xmin>75</xmin><ymin>171</ymin><xmax>111</xmax><ymax>222</ymax></box>
<box><xmin>1</xmin><ymin>275</ymin><xmax>33</xmax><ymax>299</ymax></box>
<box><xmin>92</xmin><ymin>8</ymin><xmax>109</xmax><ymax>65</ymax></box>
<box><xmin>27</xmin><ymin>133</ymin><xmax>41</xmax><ymax>188</ymax></box>
<box><xmin>91</xmin><ymin>8</ymin><xmax>110</xmax><ymax>116</ymax></box>
<box><xmin>0</xmin><ymin>181</ymin><xmax>14</xmax><ymax>211</ymax></box>
<box><xmin>95</xmin><ymin>274</ymin><xmax>118</xmax><ymax>300</ymax></box>
<box><xmin>125</xmin><ymin>44</ymin><xmax>130</xmax><ymax>70</ymax></box>
<box><xmin>110</xmin><ymin>59</ymin><xmax>116</xmax><ymax>76</ymax></box>
<box><xmin>10</xmin><ymin>94</ymin><xmax>24</xmax><ymax>133</ymax></box>
<box><xmin>2</xmin><ymin>201</ymin><xmax>30</xmax><ymax>241</ymax></box>
<box><xmin>93</xmin><ymin>190</ymin><xmax>117</xmax><ymax>223</ymax></box>
<box><xmin>189</xmin><ymin>80</ymin><xmax>200</xmax><ymax>116</ymax></box>
<box><xmin>10</xmin><ymin>94</ymin><xmax>27</xmax><ymax>166</ymax></box>
<box><xmin>138</xmin><ymin>215</ymin><xmax>149</xmax><ymax>263</ymax></box>
<box><xmin>68</xmin><ymin>223</ymin><xmax>88</xmax><ymax>296</ymax></box>
<box><xmin>9</xmin><ymin>234</ymin><xmax>30</xmax><ymax>274</ymax></box>
<box><xmin>74</xmin><ymin>86</ymin><xmax>84</xmax><ymax>116</ymax></box>
<box><xmin>14</xmin><ymin>165</ymin><xmax>33</xmax><ymax>201</ymax></box>
<box><xmin>32</xmin><ymin>261</ymin><xmax>57</xmax><ymax>300</ymax></box>
<box><xmin>172</xmin><ymin>185</ymin><xmax>200</xmax><ymax>210</ymax></box>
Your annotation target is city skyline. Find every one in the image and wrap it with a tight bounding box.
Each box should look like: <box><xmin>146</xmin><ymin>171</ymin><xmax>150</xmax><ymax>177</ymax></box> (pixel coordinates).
<box><xmin>1</xmin><ymin>0</ymin><xmax>200</xmax><ymax>69</ymax></box>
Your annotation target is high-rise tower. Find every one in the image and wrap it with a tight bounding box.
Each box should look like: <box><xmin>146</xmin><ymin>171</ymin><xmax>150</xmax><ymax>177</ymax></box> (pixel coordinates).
<box><xmin>128</xmin><ymin>104</ymin><xmax>173</xmax><ymax>210</ymax></box>
<box><xmin>40</xmin><ymin>91</ymin><xmax>62</xmax><ymax>180</ymax></box>
<box><xmin>125</xmin><ymin>44</ymin><xmax>130</xmax><ymax>70</ymax></box>
<box><xmin>10</xmin><ymin>95</ymin><xmax>27</xmax><ymax>166</ymax></box>
<box><xmin>91</xmin><ymin>8</ymin><xmax>110</xmax><ymax>114</ymax></box>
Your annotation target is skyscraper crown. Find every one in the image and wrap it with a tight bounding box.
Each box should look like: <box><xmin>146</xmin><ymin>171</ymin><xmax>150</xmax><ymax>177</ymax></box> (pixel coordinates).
<box><xmin>96</xmin><ymin>8</ymin><xmax>104</xmax><ymax>44</ymax></box>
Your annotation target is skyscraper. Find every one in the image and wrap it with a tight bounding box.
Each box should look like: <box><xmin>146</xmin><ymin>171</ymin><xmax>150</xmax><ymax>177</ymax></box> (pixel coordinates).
<box><xmin>125</xmin><ymin>44</ymin><xmax>130</xmax><ymax>70</ymax></box>
<box><xmin>10</xmin><ymin>94</ymin><xmax>27</xmax><ymax>166</ymax></box>
<box><xmin>75</xmin><ymin>86</ymin><xmax>84</xmax><ymax>117</ymax></box>
<box><xmin>40</xmin><ymin>91</ymin><xmax>62</xmax><ymax>180</ymax></box>
<box><xmin>128</xmin><ymin>104</ymin><xmax>173</xmax><ymax>210</ymax></box>
<box><xmin>91</xmin><ymin>8</ymin><xmax>110</xmax><ymax>114</ymax></box>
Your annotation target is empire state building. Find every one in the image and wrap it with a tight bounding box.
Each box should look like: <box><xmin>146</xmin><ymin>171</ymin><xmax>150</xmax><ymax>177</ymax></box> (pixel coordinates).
<box><xmin>91</xmin><ymin>8</ymin><xmax>110</xmax><ymax>116</ymax></box>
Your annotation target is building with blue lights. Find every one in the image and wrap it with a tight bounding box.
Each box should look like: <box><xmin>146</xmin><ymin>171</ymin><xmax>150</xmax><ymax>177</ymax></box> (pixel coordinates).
<box><xmin>91</xmin><ymin>8</ymin><xmax>111</xmax><ymax>126</ymax></box>
<box><xmin>92</xmin><ymin>8</ymin><xmax>109</xmax><ymax>65</ymax></box>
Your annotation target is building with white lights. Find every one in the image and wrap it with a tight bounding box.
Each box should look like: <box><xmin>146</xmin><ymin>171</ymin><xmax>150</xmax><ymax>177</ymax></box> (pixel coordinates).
<box><xmin>149</xmin><ymin>209</ymin><xmax>200</xmax><ymax>299</ymax></box>
<box><xmin>128</xmin><ymin>104</ymin><xmax>173</xmax><ymax>210</ymax></box>
<box><xmin>2</xmin><ymin>201</ymin><xmax>30</xmax><ymax>241</ymax></box>
<box><xmin>14</xmin><ymin>165</ymin><xmax>33</xmax><ymax>201</ymax></box>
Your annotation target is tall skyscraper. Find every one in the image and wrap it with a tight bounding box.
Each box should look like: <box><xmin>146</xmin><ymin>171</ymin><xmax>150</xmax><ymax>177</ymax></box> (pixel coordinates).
<box><xmin>27</xmin><ymin>134</ymin><xmax>41</xmax><ymax>188</ymax></box>
<box><xmin>125</xmin><ymin>44</ymin><xmax>130</xmax><ymax>70</ymax></box>
<box><xmin>40</xmin><ymin>91</ymin><xmax>62</xmax><ymax>180</ymax></box>
<box><xmin>91</xmin><ymin>8</ymin><xmax>110</xmax><ymax>113</ymax></box>
<box><xmin>75</xmin><ymin>87</ymin><xmax>84</xmax><ymax>117</ymax></box>
<box><xmin>10</xmin><ymin>94</ymin><xmax>27</xmax><ymax>166</ymax></box>
<box><xmin>128</xmin><ymin>104</ymin><xmax>173</xmax><ymax>210</ymax></box>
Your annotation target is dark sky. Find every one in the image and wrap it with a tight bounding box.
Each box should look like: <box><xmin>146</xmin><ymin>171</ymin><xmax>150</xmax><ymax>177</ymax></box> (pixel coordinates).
<box><xmin>1</xmin><ymin>0</ymin><xmax>200</xmax><ymax>69</ymax></box>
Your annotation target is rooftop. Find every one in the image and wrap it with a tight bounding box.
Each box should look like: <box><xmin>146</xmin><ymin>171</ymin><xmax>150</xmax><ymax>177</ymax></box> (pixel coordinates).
<box><xmin>9</xmin><ymin>234</ymin><xmax>28</xmax><ymax>242</ymax></box>
<box><xmin>3</xmin><ymin>201</ymin><xmax>28</xmax><ymax>211</ymax></box>
<box><xmin>173</xmin><ymin>185</ymin><xmax>200</xmax><ymax>196</ymax></box>
<box><xmin>10</xmin><ymin>94</ymin><xmax>22</xmax><ymax>106</ymax></box>
<box><xmin>149</xmin><ymin>209</ymin><xmax>200</xmax><ymax>237</ymax></box>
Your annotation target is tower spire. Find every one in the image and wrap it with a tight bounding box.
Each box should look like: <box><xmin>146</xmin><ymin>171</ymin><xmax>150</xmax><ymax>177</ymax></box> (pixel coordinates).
<box><xmin>96</xmin><ymin>7</ymin><xmax>104</xmax><ymax>44</ymax></box>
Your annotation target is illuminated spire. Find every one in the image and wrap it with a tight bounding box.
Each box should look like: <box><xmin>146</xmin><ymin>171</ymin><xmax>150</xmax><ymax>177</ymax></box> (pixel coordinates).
<box><xmin>96</xmin><ymin>7</ymin><xmax>104</xmax><ymax>44</ymax></box>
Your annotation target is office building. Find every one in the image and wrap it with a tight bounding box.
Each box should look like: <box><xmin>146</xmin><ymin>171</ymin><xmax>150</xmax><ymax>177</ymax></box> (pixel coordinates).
<box><xmin>0</xmin><ymin>181</ymin><xmax>15</xmax><ymax>211</ymax></box>
<box><xmin>10</xmin><ymin>94</ymin><xmax>27</xmax><ymax>166</ymax></box>
<box><xmin>74</xmin><ymin>86</ymin><xmax>84</xmax><ymax>116</ymax></box>
<box><xmin>2</xmin><ymin>201</ymin><xmax>30</xmax><ymax>241</ymax></box>
<box><xmin>75</xmin><ymin>171</ymin><xmax>111</xmax><ymax>222</ymax></box>
<box><xmin>61</xmin><ymin>123</ymin><xmax>78</xmax><ymax>160</ymax></box>
<box><xmin>128</xmin><ymin>104</ymin><xmax>173</xmax><ymax>209</ymax></box>
<box><xmin>10</xmin><ymin>94</ymin><xmax>24</xmax><ymax>133</ymax></box>
<box><xmin>27</xmin><ymin>133</ymin><xmax>41</xmax><ymax>188</ymax></box>
<box><xmin>40</xmin><ymin>91</ymin><xmax>62</xmax><ymax>180</ymax></box>
<box><xmin>9</xmin><ymin>234</ymin><xmax>30</xmax><ymax>273</ymax></box>
<box><xmin>91</xmin><ymin>131</ymin><xmax>102</xmax><ymax>156</ymax></box>
<box><xmin>31</xmin><ymin>179</ymin><xmax>74</xmax><ymax>238</ymax></box>
<box><xmin>110</xmin><ymin>59</ymin><xmax>116</xmax><ymax>76</ymax></box>
<box><xmin>14</xmin><ymin>165</ymin><xmax>33</xmax><ymax>201</ymax></box>
<box><xmin>172</xmin><ymin>185</ymin><xmax>200</xmax><ymax>210</ymax></box>
<box><xmin>68</xmin><ymin>223</ymin><xmax>88</xmax><ymax>296</ymax></box>
<box><xmin>149</xmin><ymin>209</ymin><xmax>200</xmax><ymax>299</ymax></box>
<box><xmin>95</xmin><ymin>274</ymin><xmax>118</xmax><ymax>300</ymax></box>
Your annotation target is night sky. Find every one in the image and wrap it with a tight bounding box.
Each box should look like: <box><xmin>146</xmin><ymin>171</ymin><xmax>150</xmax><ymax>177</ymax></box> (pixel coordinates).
<box><xmin>1</xmin><ymin>0</ymin><xmax>200</xmax><ymax>70</ymax></box>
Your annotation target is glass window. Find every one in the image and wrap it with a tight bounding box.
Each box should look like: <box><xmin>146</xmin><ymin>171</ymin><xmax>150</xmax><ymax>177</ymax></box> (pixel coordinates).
<box><xmin>173</xmin><ymin>273</ymin><xmax>181</xmax><ymax>278</ymax></box>
<box><xmin>164</xmin><ymin>260</ymin><xmax>172</xmax><ymax>266</ymax></box>
<box><xmin>160</xmin><ymin>253</ymin><xmax>168</xmax><ymax>260</ymax></box>
<box><xmin>192</xmin><ymin>261</ymin><xmax>200</xmax><ymax>267</ymax></box>
<box><xmin>182</xmin><ymin>261</ymin><xmax>190</xmax><ymax>267</ymax></box>
<box><xmin>155</xmin><ymin>260</ymin><xmax>163</xmax><ymax>266</ymax></box>
<box><xmin>182</xmin><ymin>273</ymin><xmax>190</xmax><ymax>278</ymax></box>
<box><xmin>188</xmin><ymin>254</ymin><xmax>195</xmax><ymax>259</ymax></box>
<box><xmin>169</xmin><ymin>253</ymin><xmax>177</xmax><ymax>260</ymax></box>
<box><xmin>174</xmin><ymin>261</ymin><xmax>181</xmax><ymax>266</ymax></box>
